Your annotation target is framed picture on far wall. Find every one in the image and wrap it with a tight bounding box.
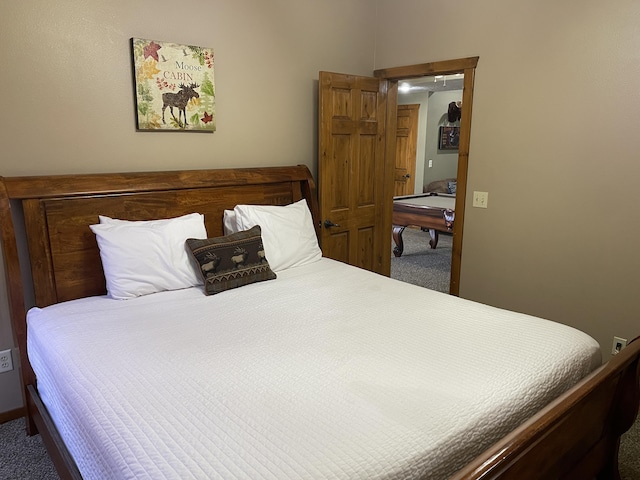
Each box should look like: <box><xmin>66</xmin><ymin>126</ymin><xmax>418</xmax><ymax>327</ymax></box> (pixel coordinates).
<box><xmin>439</xmin><ymin>126</ymin><xmax>460</xmax><ymax>150</ymax></box>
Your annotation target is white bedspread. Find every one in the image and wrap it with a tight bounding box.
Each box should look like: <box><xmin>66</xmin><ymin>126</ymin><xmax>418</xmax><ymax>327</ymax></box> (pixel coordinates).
<box><xmin>27</xmin><ymin>258</ymin><xmax>601</xmax><ymax>480</ymax></box>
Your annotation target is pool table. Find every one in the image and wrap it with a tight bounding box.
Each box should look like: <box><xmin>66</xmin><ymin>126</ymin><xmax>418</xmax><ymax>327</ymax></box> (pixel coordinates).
<box><xmin>392</xmin><ymin>193</ymin><xmax>455</xmax><ymax>257</ymax></box>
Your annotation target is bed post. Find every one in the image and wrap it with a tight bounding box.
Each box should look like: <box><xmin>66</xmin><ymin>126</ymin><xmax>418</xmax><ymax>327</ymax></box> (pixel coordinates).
<box><xmin>298</xmin><ymin>164</ymin><xmax>320</xmax><ymax>239</ymax></box>
<box><xmin>0</xmin><ymin>178</ymin><xmax>36</xmax><ymax>434</ymax></box>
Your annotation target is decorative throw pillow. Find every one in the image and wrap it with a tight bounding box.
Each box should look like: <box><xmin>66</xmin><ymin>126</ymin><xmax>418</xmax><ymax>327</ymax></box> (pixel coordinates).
<box><xmin>186</xmin><ymin>225</ymin><xmax>276</xmax><ymax>295</ymax></box>
<box><xmin>448</xmin><ymin>180</ymin><xmax>457</xmax><ymax>195</ymax></box>
<box><xmin>233</xmin><ymin>199</ymin><xmax>322</xmax><ymax>272</ymax></box>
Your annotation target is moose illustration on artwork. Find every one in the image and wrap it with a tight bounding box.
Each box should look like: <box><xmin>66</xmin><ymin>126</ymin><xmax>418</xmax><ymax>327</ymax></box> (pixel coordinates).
<box><xmin>162</xmin><ymin>83</ymin><xmax>200</xmax><ymax>126</ymax></box>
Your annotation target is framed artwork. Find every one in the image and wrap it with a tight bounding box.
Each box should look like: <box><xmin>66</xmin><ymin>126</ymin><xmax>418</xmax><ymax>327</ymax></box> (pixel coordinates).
<box><xmin>439</xmin><ymin>126</ymin><xmax>459</xmax><ymax>150</ymax></box>
<box><xmin>131</xmin><ymin>38</ymin><xmax>215</xmax><ymax>132</ymax></box>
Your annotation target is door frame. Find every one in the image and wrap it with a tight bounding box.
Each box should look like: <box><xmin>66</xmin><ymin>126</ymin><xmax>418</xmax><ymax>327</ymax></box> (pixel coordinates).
<box><xmin>374</xmin><ymin>56</ymin><xmax>479</xmax><ymax>296</ymax></box>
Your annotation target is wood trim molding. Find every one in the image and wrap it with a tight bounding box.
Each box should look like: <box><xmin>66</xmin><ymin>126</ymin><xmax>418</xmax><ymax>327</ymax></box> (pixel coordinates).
<box><xmin>374</xmin><ymin>57</ymin><xmax>479</xmax><ymax>80</ymax></box>
<box><xmin>3</xmin><ymin>165</ymin><xmax>315</xmax><ymax>200</ymax></box>
<box><xmin>0</xmin><ymin>406</ymin><xmax>25</xmax><ymax>424</ymax></box>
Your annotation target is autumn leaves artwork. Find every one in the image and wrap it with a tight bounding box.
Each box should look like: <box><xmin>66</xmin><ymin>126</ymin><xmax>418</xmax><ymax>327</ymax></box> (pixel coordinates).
<box><xmin>132</xmin><ymin>38</ymin><xmax>216</xmax><ymax>132</ymax></box>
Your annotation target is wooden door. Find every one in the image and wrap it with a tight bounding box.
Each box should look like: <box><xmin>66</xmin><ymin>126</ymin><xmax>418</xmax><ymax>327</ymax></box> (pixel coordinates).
<box><xmin>318</xmin><ymin>71</ymin><xmax>394</xmax><ymax>275</ymax></box>
<box><xmin>394</xmin><ymin>104</ymin><xmax>419</xmax><ymax>196</ymax></box>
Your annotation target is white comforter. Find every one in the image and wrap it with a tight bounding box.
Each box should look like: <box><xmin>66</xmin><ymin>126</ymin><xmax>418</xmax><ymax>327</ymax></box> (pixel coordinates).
<box><xmin>27</xmin><ymin>258</ymin><xmax>600</xmax><ymax>480</ymax></box>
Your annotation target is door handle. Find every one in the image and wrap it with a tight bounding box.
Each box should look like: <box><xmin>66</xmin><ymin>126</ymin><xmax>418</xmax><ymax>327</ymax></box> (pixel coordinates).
<box><xmin>324</xmin><ymin>220</ymin><xmax>341</xmax><ymax>228</ymax></box>
<box><xmin>403</xmin><ymin>173</ymin><xmax>411</xmax><ymax>178</ymax></box>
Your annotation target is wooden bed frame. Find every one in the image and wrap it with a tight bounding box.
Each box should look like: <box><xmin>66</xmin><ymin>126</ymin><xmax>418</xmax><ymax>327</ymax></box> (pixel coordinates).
<box><xmin>0</xmin><ymin>165</ymin><xmax>638</xmax><ymax>480</ymax></box>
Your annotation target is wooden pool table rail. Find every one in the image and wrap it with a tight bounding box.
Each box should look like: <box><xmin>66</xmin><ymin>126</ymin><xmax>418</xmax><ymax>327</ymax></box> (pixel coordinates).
<box><xmin>392</xmin><ymin>196</ymin><xmax>454</xmax><ymax>257</ymax></box>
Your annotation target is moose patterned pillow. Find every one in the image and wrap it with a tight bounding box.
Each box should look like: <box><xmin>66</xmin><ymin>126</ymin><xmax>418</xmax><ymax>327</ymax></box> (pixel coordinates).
<box><xmin>186</xmin><ymin>225</ymin><xmax>276</xmax><ymax>295</ymax></box>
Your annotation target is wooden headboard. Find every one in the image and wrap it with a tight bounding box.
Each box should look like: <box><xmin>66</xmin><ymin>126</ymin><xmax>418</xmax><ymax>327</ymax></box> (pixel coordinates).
<box><xmin>2</xmin><ymin>165</ymin><xmax>318</xmax><ymax>306</ymax></box>
<box><xmin>0</xmin><ymin>164</ymin><xmax>318</xmax><ymax>394</ymax></box>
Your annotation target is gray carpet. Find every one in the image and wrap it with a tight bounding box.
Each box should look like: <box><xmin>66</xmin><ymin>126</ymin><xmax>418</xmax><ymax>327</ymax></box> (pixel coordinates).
<box><xmin>621</xmin><ymin>414</ymin><xmax>640</xmax><ymax>480</ymax></box>
<box><xmin>0</xmin><ymin>418</ymin><xmax>58</xmax><ymax>480</ymax></box>
<box><xmin>390</xmin><ymin>227</ymin><xmax>452</xmax><ymax>293</ymax></box>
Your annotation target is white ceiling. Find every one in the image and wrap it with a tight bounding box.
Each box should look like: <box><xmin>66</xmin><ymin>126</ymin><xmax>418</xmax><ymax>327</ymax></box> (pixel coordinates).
<box><xmin>398</xmin><ymin>74</ymin><xmax>463</xmax><ymax>94</ymax></box>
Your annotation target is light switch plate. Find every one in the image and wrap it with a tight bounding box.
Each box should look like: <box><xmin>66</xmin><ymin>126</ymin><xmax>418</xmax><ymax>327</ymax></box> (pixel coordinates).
<box><xmin>473</xmin><ymin>191</ymin><xmax>488</xmax><ymax>208</ymax></box>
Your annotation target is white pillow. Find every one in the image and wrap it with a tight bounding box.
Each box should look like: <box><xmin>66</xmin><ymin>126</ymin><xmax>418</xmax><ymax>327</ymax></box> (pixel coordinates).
<box><xmin>233</xmin><ymin>199</ymin><xmax>321</xmax><ymax>272</ymax></box>
<box><xmin>90</xmin><ymin>213</ymin><xmax>207</xmax><ymax>299</ymax></box>
<box><xmin>222</xmin><ymin>209</ymin><xmax>239</xmax><ymax>235</ymax></box>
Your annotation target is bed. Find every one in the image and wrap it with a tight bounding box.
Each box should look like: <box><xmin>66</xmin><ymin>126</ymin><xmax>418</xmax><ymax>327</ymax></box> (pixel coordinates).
<box><xmin>392</xmin><ymin>193</ymin><xmax>455</xmax><ymax>257</ymax></box>
<box><xmin>0</xmin><ymin>165</ymin><xmax>638</xmax><ymax>480</ymax></box>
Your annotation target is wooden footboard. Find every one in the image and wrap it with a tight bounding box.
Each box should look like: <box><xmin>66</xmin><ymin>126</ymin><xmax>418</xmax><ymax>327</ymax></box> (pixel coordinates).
<box><xmin>16</xmin><ymin>341</ymin><xmax>640</xmax><ymax>480</ymax></box>
<box><xmin>451</xmin><ymin>336</ymin><xmax>640</xmax><ymax>480</ymax></box>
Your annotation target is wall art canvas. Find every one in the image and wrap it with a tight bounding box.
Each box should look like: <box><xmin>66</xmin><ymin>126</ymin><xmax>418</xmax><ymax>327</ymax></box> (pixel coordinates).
<box><xmin>131</xmin><ymin>38</ymin><xmax>215</xmax><ymax>132</ymax></box>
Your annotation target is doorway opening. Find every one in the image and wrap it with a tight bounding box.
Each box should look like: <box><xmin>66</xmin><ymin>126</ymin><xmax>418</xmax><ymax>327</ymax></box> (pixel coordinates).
<box><xmin>374</xmin><ymin>56</ymin><xmax>479</xmax><ymax>296</ymax></box>
<box><xmin>390</xmin><ymin>73</ymin><xmax>463</xmax><ymax>293</ymax></box>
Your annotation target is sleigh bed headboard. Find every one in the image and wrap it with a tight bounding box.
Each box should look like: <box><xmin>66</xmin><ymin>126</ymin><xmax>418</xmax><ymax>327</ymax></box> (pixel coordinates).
<box><xmin>1</xmin><ymin>165</ymin><xmax>318</xmax><ymax>307</ymax></box>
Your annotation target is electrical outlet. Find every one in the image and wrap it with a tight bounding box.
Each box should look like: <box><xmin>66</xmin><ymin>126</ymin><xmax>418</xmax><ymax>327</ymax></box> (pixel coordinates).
<box><xmin>0</xmin><ymin>349</ymin><xmax>13</xmax><ymax>373</ymax></box>
<box><xmin>611</xmin><ymin>336</ymin><xmax>628</xmax><ymax>355</ymax></box>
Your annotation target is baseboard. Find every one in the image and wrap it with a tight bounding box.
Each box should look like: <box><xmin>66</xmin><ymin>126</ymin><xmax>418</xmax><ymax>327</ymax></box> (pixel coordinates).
<box><xmin>0</xmin><ymin>406</ymin><xmax>25</xmax><ymax>424</ymax></box>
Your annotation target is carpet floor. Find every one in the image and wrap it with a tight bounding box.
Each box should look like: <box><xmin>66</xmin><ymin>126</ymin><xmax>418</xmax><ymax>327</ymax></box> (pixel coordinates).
<box><xmin>0</xmin><ymin>418</ymin><xmax>58</xmax><ymax>480</ymax></box>
<box><xmin>390</xmin><ymin>227</ymin><xmax>451</xmax><ymax>293</ymax></box>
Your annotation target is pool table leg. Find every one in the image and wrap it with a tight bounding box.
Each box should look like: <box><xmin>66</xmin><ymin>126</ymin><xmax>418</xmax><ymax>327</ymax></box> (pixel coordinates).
<box><xmin>392</xmin><ymin>225</ymin><xmax>406</xmax><ymax>257</ymax></box>
<box><xmin>423</xmin><ymin>228</ymin><xmax>439</xmax><ymax>249</ymax></box>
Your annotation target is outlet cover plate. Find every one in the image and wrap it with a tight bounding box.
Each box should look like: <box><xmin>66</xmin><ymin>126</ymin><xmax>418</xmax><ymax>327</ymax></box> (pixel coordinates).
<box><xmin>0</xmin><ymin>349</ymin><xmax>13</xmax><ymax>373</ymax></box>
<box><xmin>611</xmin><ymin>336</ymin><xmax>628</xmax><ymax>355</ymax></box>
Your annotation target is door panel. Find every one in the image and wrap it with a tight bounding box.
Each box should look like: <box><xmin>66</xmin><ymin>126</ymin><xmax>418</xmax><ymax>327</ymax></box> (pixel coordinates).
<box><xmin>357</xmin><ymin>136</ymin><xmax>376</xmax><ymax>205</ymax></box>
<box><xmin>324</xmin><ymin>231</ymin><xmax>349</xmax><ymax>264</ymax></box>
<box><xmin>319</xmin><ymin>71</ymin><xmax>392</xmax><ymax>275</ymax></box>
<box><xmin>329</xmin><ymin>135</ymin><xmax>350</xmax><ymax>208</ymax></box>
<box><xmin>357</xmin><ymin>227</ymin><xmax>374</xmax><ymax>271</ymax></box>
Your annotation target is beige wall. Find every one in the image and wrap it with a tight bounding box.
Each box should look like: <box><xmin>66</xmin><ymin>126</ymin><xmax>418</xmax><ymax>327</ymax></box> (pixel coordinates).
<box><xmin>425</xmin><ymin>90</ymin><xmax>462</xmax><ymax>186</ymax></box>
<box><xmin>398</xmin><ymin>89</ymin><xmax>462</xmax><ymax>193</ymax></box>
<box><xmin>0</xmin><ymin>0</ymin><xmax>376</xmax><ymax>413</ymax></box>
<box><xmin>375</xmin><ymin>0</ymin><xmax>640</xmax><ymax>355</ymax></box>
<box><xmin>0</xmin><ymin>0</ymin><xmax>376</xmax><ymax>176</ymax></box>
